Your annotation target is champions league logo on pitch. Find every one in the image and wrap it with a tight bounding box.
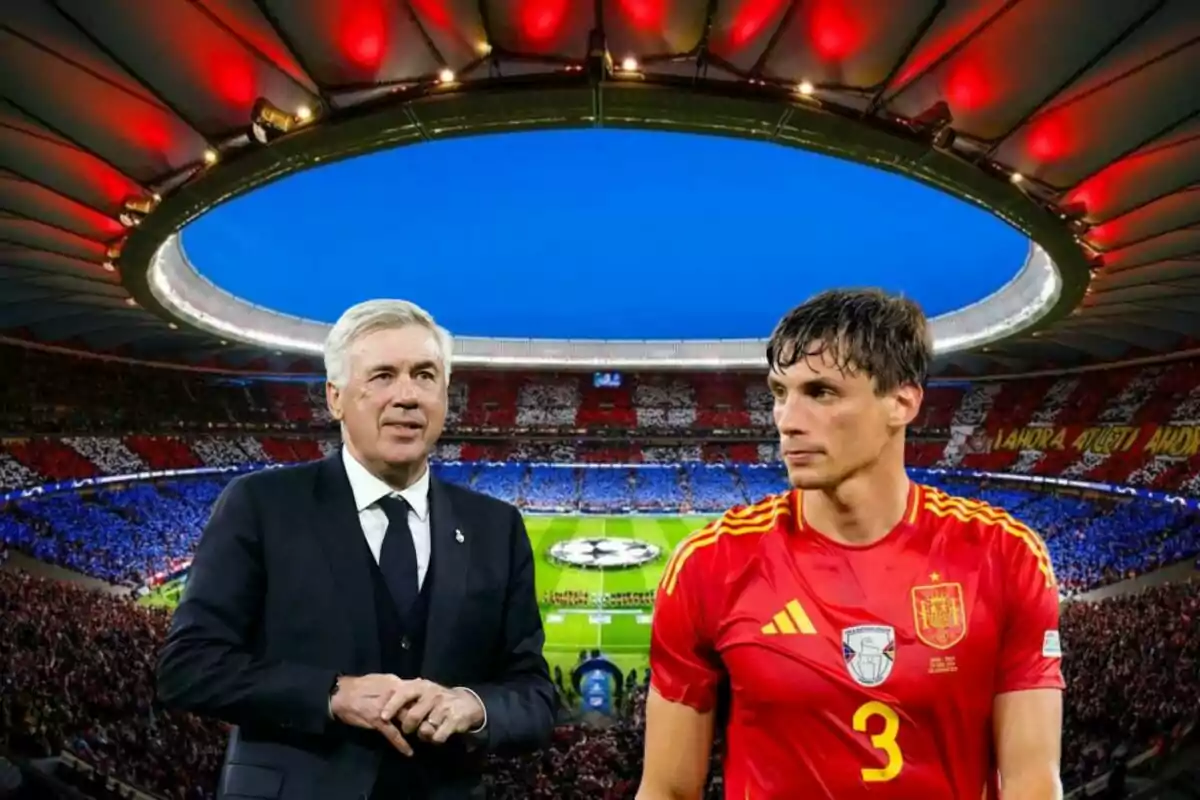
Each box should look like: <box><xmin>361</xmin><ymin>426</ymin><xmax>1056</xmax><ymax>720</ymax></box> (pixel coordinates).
<box><xmin>547</xmin><ymin>538</ymin><xmax>662</xmax><ymax>570</ymax></box>
<box><xmin>842</xmin><ymin>625</ymin><xmax>896</xmax><ymax>687</ymax></box>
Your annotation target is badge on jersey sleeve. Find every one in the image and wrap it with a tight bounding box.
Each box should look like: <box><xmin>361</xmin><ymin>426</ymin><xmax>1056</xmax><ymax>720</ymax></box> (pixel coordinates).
<box><xmin>911</xmin><ymin>581</ymin><xmax>967</xmax><ymax>650</ymax></box>
<box><xmin>842</xmin><ymin>625</ymin><xmax>896</xmax><ymax>687</ymax></box>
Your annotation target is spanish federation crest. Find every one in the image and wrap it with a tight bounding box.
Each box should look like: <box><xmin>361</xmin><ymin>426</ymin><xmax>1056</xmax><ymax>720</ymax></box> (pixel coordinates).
<box><xmin>911</xmin><ymin>582</ymin><xmax>968</xmax><ymax>650</ymax></box>
<box><xmin>842</xmin><ymin>625</ymin><xmax>896</xmax><ymax>687</ymax></box>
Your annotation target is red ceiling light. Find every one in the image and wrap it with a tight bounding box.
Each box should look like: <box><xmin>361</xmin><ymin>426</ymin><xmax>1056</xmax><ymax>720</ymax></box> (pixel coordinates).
<box><xmin>130</xmin><ymin>114</ymin><xmax>173</xmax><ymax>156</ymax></box>
<box><xmin>1026</xmin><ymin>114</ymin><xmax>1072</xmax><ymax>162</ymax></box>
<box><xmin>808</xmin><ymin>0</ymin><xmax>863</xmax><ymax>62</ymax></box>
<box><xmin>727</xmin><ymin>0</ymin><xmax>788</xmax><ymax>50</ymax></box>
<box><xmin>519</xmin><ymin>0</ymin><xmax>570</xmax><ymax>46</ymax></box>
<box><xmin>211</xmin><ymin>51</ymin><xmax>257</xmax><ymax>108</ymax></box>
<box><xmin>616</xmin><ymin>0</ymin><xmax>667</xmax><ymax>33</ymax></box>
<box><xmin>410</xmin><ymin>0</ymin><xmax>454</xmax><ymax>32</ymax></box>
<box><xmin>892</xmin><ymin>1</ymin><xmax>1007</xmax><ymax>93</ymax></box>
<box><xmin>339</xmin><ymin>0</ymin><xmax>389</xmax><ymax>70</ymax></box>
<box><xmin>945</xmin><ymin>60</ymin><xmax>993</xmax><ymax>112</ymax></box>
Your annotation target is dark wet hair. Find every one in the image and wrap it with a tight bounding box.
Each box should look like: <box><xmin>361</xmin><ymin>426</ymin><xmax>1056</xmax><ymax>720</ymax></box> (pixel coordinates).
<box><xmin>765</xmin><ymin>288</ymin><xmax>932</xmax><ymax>393</ymax></box>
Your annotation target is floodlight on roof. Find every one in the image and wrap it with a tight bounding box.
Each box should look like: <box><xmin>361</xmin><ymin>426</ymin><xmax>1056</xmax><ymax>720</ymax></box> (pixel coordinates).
<box><xmin>119</xmin><ymin>195</ymin><xmax>159</xmax><ymax>227</ymax></box>
<box><xmin>250</xmin><ymin>98</ymin><xmax>299</xmax><ymax>145</ymax></box>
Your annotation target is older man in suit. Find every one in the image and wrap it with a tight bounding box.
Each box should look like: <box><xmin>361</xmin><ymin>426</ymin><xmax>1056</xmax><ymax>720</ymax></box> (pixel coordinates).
<box><xmin>157</xmin><ymin>299</ymin><xmax>555</xmax><ymax>800</ymax></box>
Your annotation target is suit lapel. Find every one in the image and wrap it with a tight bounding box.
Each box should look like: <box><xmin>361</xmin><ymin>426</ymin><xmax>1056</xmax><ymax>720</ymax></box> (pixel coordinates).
<box><xmin>312</xmin><ymin>454</ymin><xmax>380</xmax><ymax>672</ymax></box>
<box><xmin>422</xmin><ymin>476</ymin><xmax>469</xmax><ymax>674</ymax></box>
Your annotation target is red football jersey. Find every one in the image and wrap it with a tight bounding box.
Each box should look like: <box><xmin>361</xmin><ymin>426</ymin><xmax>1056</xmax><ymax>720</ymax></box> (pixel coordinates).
<box><xmin>650</xmin><ymin>483</ymin><xmax>1064</xmax><ymax>799</ymax></box>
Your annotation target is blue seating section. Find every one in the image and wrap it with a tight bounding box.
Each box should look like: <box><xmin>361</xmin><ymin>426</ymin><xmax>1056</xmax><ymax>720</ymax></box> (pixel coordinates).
<box><xmin>4</xmin><ymin>479</ymin><xmax>225</xmax><ymax>584</ymax></box>
<box><xmin>2</xmin><ymin>466</ymin><xmax>1198</xmax><ymax>595</ymax></box>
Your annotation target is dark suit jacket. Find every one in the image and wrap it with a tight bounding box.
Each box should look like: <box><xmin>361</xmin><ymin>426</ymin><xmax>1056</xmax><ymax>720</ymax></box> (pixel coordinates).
<box><xmin>156</xmin><ymin>454</ymin><xmax>555</xmax><ymax>800</ymax></box>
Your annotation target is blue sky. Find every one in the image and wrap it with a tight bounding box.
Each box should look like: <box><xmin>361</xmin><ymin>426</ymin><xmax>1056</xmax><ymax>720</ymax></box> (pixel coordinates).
<box><xmin>183</xmin><ymin>129</ymin><xmax>1027</xmax><ymax>340</ymax></box>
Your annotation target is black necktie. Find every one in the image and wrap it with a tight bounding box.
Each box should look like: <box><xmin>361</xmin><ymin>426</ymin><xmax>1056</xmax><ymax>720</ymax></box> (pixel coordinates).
<box><xmin>378</xmin><ymin>495</ymin><xmax>419</xmax><ymax>614</ymax></box>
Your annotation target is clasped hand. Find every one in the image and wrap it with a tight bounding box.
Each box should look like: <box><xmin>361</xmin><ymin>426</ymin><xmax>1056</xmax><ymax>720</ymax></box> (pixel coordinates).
<box><xmin>331</xmin><ymin>674</ymin><xmax>483</xmax><ymax>755</ymax></box>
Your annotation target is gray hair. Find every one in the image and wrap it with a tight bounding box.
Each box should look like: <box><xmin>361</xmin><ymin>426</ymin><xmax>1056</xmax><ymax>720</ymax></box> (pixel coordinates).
<box><xmin>323</xmin><ymin>299</ymin><xmax>454</xmax><ymax>388</ymax></box>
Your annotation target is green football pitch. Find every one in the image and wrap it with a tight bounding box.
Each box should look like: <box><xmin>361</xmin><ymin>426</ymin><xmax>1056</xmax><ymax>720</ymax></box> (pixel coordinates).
<box><xmin>526</xmin><ymin>514</ymin><xmax>714</xmax><ymax>678</ymax></box>
<box><xmin>143</xmin><ymin>515</ymin><xmax>715</xmax><ymax>678</ymax></box>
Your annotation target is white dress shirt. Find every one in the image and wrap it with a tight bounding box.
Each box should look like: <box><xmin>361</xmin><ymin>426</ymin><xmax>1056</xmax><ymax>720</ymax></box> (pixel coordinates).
<box><xmin>337</xmin><ymin>446</ymin><xmax>486</xmax><ymax>732</ymax></box>
<box><xmin>342</xmin><ymin>446</ymin><xmax>431</xmax><ymax>588</ymax></box>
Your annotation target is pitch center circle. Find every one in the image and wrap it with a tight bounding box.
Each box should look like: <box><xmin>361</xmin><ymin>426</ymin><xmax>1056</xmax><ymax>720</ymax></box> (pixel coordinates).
<box><xmin>548</xmin><ymin>537</ymin><xmax>663</xmax><ymax>570</ymax></box>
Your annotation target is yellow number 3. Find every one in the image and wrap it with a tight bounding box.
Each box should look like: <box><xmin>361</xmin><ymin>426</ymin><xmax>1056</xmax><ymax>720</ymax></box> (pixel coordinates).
<box><xmin>852</xmin><ymin>701</ymin><xmax>904</xmax><ymax>782</ymax></box>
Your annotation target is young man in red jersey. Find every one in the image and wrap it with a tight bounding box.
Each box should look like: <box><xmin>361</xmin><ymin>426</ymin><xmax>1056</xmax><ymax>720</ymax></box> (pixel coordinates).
<box><xmin>636</xmin><ymin>289</ymin><xmax>1064</xmax><ymax>800</ymax></box>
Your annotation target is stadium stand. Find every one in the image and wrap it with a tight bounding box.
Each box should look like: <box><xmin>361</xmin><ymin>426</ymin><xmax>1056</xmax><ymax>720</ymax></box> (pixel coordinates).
<box><xmin>3</xmin><ymin>464</ymin><xmax>1198</xmax><ymax>607</ymax></box>
<box><xmin>2</xmin><ymin>568</ymin><xmax>1196</xmax><ymax>800</ymax></box>
<box><xmin>7</xmin><ymin>349</ymin><xmax>1200</xmax><ymax>798</ymax></box>
<box><xmin>9</xmin><ymin>351</ymin><xmax>1200</xmax><ymax>490</ymax></box>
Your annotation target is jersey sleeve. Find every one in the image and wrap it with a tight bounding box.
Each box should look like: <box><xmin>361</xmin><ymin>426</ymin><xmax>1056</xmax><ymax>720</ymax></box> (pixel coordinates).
<box><xmin>649</xmin><ymin>535</ymin><xmax>723</xmax><ymax>712</ymax></box>
<box><xmin>995</xmin><ymin>524</ymin><xmax>1065</xmax><ymax>694</ymax></box>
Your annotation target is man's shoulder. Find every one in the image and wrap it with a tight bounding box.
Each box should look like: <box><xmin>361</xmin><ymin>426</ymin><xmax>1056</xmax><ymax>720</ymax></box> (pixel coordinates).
<box><xmin>918</xmin><ymin>485</ymin><xmax>1054</xmax><ymax>582</ymax></box>
<box><xmin>661</xmin><ymin>491</ymin><xmax>792</xmax><ymax>597</ymax></box>
<box><xmin>919</xmin><ymin>485</ymin><xmax>1040</xmax><ymax>542</ymax></box>
<box><xmin>224</xmin><ymin>458</ymin><xmax>323</xmax><ymax>495</ymax></box>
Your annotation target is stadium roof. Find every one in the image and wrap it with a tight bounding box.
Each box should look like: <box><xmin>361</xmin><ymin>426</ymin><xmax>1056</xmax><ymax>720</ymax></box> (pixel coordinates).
<box><xmin>0</xmin><ymin>0</ymin><xmax>1197</xmax><ymax>377</ymax></box>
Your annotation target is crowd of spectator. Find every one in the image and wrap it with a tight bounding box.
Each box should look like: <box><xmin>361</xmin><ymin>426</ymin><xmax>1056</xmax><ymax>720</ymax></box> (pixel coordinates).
<box><xmin>1059</xmin><ymin>581</ymin><xmax>1200</xmax><ymax>791</ymax></box>
<box><xmin>929</xmin><ymin>479</ymin><xmax>1200</xmax><ymax>594</ymax></box>
<box><xmin>1</xmin><ymin>481</ymin><xmax>225</xmax><ymax>587</ymax></box>
<box><xmin>6</xmin><ymin>348</ymin><xmax>1200</xmax><ymax>796</ymax></box>
<box><xmin>0</xmin><ymin>345</ymin><xmax>323</xmax><ymax>435</ymax></box>
<box><xmin>3</xmin><ymin>471</ymin><xmax>1199</xmax><ymax>598</ymax></box>
<box><xmin>0</xmin><ymin>570</ymin><xmax>224</xmax><ymax>800</ymax></box>
<box><xmin>12</xmin><ymin>344</ymin><xmax>1200</xmax><ymax>493</ymax></box>
<box><xmin>3</xmin><ymin>566</ymin><xmax>1196</xmax><ymax>800</ymax></box>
